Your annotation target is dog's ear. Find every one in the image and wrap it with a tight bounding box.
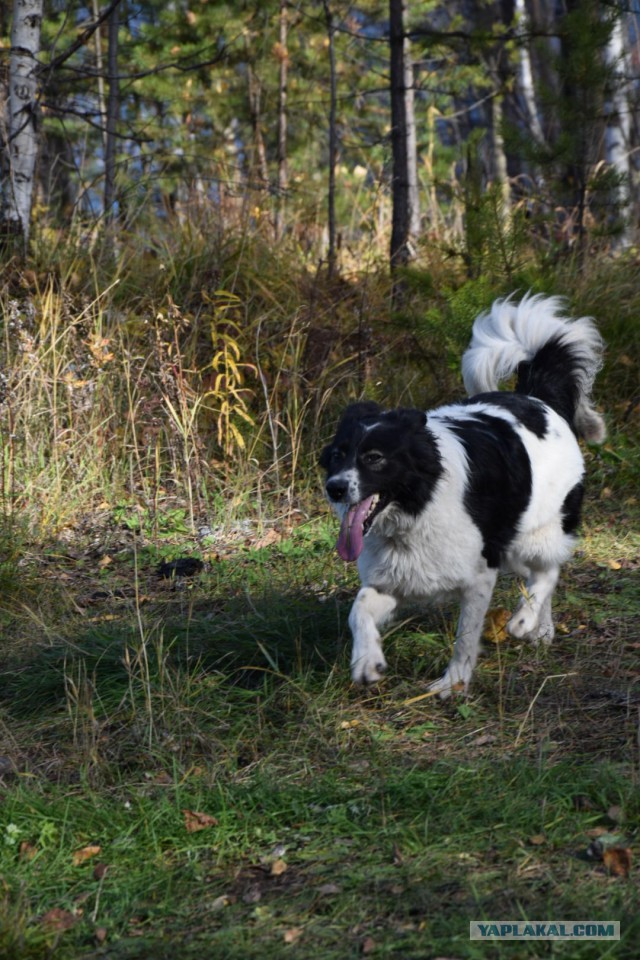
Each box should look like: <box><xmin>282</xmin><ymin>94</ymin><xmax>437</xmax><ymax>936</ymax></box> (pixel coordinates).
<box><xmin>320</xmin><ymin>401</ymin><xmax>380</xmax><ymax>471</ymax></box>
<box><xmin>319</xmin><ymin>443</ymin><xmax>333</xmax><ymax>470</ymax></box>
<box><xmin>397</xmin><ymin>408</ymin><xmax>427</xmax><ymax>432</ymax></box>
<box><xmin>339</xmin><ymin>401</ymin><xmax>381</xmax><ymax>425</ymax></box>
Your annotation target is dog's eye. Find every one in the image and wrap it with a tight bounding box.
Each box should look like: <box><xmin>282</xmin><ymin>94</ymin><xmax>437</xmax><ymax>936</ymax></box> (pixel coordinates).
<box><xmin>362</xmin><ymin>450</ymin><xmax>384</xmax><ymax>467</ymax></box>
<box><xmin>331</xmin><ymin>448</ymin><xmax>346</xmax><ymax>463</ymax></box>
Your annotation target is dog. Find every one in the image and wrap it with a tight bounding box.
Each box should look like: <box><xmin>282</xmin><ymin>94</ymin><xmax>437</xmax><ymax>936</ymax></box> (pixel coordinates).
<box><xmin>320</xmin><ymin>294</ymin><xmax>606</xmax><ymax>697</ymax></box>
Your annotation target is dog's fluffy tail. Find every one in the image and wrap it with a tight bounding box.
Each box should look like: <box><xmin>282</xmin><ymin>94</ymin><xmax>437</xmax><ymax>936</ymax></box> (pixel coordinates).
<box><xmin>462</xmin><ymin>293</ymin><xmax>606</xmax><ymax>443</ymax></box>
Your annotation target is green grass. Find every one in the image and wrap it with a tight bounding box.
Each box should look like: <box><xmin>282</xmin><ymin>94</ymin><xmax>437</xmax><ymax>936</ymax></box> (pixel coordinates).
<box><xmin>1</xmin><ymin>494</ymin><xmax>639</xmax><ymax>958</ymax></box>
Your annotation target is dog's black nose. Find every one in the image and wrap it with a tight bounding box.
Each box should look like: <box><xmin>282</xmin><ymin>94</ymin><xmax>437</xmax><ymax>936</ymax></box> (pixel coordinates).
<box><xmin>326</xmin><ymin>478</ymin><xmax>348</xmax><ymax>502</ymax></box>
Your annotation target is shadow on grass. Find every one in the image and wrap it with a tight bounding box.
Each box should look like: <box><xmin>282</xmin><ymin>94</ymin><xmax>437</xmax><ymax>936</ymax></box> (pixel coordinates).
<box><xmin>0</xmin><ymin>589</ymin><xmax>351</xmax><ymax>720</ymax></box>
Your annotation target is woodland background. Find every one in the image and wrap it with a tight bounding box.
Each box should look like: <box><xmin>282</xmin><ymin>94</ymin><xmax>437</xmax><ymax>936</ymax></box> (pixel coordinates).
<box><xmin>1</xmin><ymin>0</ymin><xmax>639</xmax><ymax>523</ymax></box>
<box><xmin>0</xmin><ymin>5</ymin><xmax>640</xmax><ymax>958</ymax></box>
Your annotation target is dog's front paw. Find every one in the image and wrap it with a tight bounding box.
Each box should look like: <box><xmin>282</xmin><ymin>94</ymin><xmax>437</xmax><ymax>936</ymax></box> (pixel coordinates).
<box><xmin>507</xmin><ymin>604</ymin><xmax>539</xmax><ymax>640</ymax></box>
<box><xmin>428</xmin><ymin>661</ymin><xmax>471</xmax><ymax>700</ymax></box>
<box><xmin>351</xmin><ymin>647</ymin><xmax>387</xmax><ymax>685</ymax></box>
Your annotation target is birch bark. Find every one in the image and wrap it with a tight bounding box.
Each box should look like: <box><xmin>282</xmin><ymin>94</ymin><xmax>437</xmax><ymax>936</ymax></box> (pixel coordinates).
<box><xmin>605</xmin><ymin>14</ymin><xmax>632</xmax><ymax>248</ymax></box>
<box><xmin>2</xmin><ymin>0</ymin><xmax>43</xmax><ymax>247</ymax></box>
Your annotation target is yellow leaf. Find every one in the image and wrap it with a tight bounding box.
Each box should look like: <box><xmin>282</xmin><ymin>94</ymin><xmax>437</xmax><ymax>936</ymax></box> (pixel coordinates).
<box><xmin>528</xmin><ymin>834</ymin><xmax>546</xmax><ymax>846</ymax></box>
<box><xmin>270</xmin><ymin>858</ymin><xmax>288</xmax><ymax>876</ymax></box>
<box><xmin>607</xmin><ymin>559</ymin><xmax>622</xmax><ymax>571</ymax></box>
<box><xmin>483</xmin><ymin>607</ymin><xmax>510</xmax><ymax>643</ymax></box>
<box><xmin>72</xmin><ymin>844</ymin><xmax>101</xmax><ymax>866</ymax></box>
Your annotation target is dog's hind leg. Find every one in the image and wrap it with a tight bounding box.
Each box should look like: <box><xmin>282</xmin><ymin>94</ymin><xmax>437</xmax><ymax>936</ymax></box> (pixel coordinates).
<box><xmin>429</xmin><ymin>568</ymin><xmax>498</xmax><ymax>699</ymax></box>
<box><xmin>349</xmin><ymin>587</ymin><xmax>397</xmax><ymax>684</ymax></box>
<box><xmin>507</xmin><ymin>566</ymin><xmax>559</xmax><ymax>643</ymax></box>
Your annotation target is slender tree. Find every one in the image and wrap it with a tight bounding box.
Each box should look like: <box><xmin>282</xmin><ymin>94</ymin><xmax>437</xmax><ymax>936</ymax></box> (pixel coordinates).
<box><xmin>274</xmin><ymin>0</ymin><xmax>288</xmax><ymax>241</ymax></box>
<box><xmin>103</xmin><ymin>0</ymin><xmax>120</xmax><ymax>223</ymax></box>
<box><xmin>604</xmin><ymin>10</ymin><xmax>632</xmax><ymax>248</ymax></box>
<box><xmin>323</xmin><ymin>0</ymin><xmax>338</xmax><ymax>278</ymax></box>
<box><xmin>1</xmin><ymin>0</ymin><xmax>43</xmax><ymax>249</ymax></box>
<box><xmin>389</xmin><ymin>0</ymin><xmax>420</xmax><ymax>270</ymax></box>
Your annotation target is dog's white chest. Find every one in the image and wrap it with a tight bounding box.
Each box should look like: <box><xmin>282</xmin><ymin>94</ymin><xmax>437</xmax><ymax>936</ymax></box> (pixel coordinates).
<box><xmin>357</xmin><ymin>505</ymin><xmax>484</xmax><ymax>601</ymax></box>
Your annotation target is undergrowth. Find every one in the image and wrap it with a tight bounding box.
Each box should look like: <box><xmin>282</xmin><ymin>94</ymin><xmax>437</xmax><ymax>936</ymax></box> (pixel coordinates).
<box><xmin>0</xmin><ymin>222</ymin><xmax>639</xmax><ymax>958</ymax></box>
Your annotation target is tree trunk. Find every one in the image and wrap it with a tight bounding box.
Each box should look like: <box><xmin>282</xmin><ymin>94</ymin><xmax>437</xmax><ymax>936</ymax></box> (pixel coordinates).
<box><xmin>274</xmin><ymin>0</ymin><xmax>288</xmax><ymax>242</ymax></box>
<box><xmin>490</xmin><ymin>90</ymin><xmax>511</xmax><ymax>219</ymax></box>
<box><xmin>389</xmin><ymin>0</ymin><xmax>419</xmax><ymax>270</ymax></box>
<box><xmin>103</xmin><ymin>0</ymin><xmax>120</xmax><ymax>223</ymax></box>
<box><xmin>405</xmin><ymin>38</ymin><xmax>420</xmax><ymax>239</ymax></box>
<box><xmin>247</xmin><ymin>66</ymin><xmax>269</xmax><ymax>187</ymax></box>
<box><xmin>2</xmin><ymin>0</ymin><xmax>43</xmax><ymax>250</ymax></box>
<box><xmin>605</xmin><ymin>13</ymin><xmax>632</xmax><ymax>248</ymax></box>
<box><xmin>323</xmin><ymin>0</ymin><xmax>337</xmax><ymax>278</ymax></box>
<box><xmin>514</xmin><ymin>0</ymin><xmax>545</xmax><ymax>147</ymax></box>
<box><xmin>92</xmin><ymin>0</ymin><xmax>107</xmax><ymax>152</ymax></box>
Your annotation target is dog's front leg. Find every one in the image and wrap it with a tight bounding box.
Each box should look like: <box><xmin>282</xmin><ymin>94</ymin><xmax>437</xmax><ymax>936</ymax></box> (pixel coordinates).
<box><xmin>429</xmin><ymin>569</ymin><xmax>498</xmax><ymax>699</ymax></box>
<box><xmin>507</xmin><ymin>566</ymin><xmax>559</xmax><ymax>643</ymax></box>
<box><xmin>348</xmin><ymin>587</ymin><xmax>397</xmax><ymax>684</ymax></box>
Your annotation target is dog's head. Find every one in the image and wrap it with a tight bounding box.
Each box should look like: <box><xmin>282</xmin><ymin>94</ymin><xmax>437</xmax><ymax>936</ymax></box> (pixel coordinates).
<box><xmin>320</xmin><ymin>402</ymin><xmax>443</xmax><ymax>561</ymax></box>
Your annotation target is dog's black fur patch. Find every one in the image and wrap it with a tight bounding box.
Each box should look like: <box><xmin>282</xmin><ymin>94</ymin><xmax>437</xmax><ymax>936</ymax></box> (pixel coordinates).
<box><xmin>561</xmin><ymin>481</ymin><xmax>584</xmax><ymax>534</ymax></box>
<box><xmin>462</xmin><ymin>392</ymin><xmax>549</xmax><ymax>439</ymax></box>
<box><xmin>443</xmin><ymin>413</ymin><xmax>532</xmax><ymax>567</ymax></box>
<box><xmin>321</xmin><ymin>406</ymin><xmax>444</xmax><ymax>518</ymax></box>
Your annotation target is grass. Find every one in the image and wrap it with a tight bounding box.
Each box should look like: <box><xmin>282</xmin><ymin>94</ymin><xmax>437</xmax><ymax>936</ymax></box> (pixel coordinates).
<box><xmin>1</xmin><ymin>227</ymin><xmax>639</xmax><ymax>958</ymax></box>
<box><xmin>1</xmin><ymin>494</ymin><xmax>639</xmax><ymax>958</ymax></box>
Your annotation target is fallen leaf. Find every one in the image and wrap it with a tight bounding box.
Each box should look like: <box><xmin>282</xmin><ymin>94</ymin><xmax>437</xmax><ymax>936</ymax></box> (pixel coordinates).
<box><xmin>72</xmin><ymin>844</ymin><xmax>101</xmax><ymax>866</ymax></box>
<box><xmin>93</xmin><ymin>862</ymin><xmax>109</xmax><ymax>880</ymax></box>
<box><xmin>340</xmin><ymin>719</ymin><xmax>361</xmax><ymax>729</ymax></box>
<box><xmin>183</xmin><ymin>809</ymin><xmax>219</xmax><ymax>833</ymax></box>
<box><xmin>270</xmin><ymin>858</ymin><xmax>288</xmax><ymax>876</ymax></box>
<box><xmin>98</xmin><ymin>555</ymin><xmax>113</xmax><ymax>568</ymax></box>
<box><xmin>95</xmin><ymin>927</ymin><xmax>108</xmax><ymax>943</ymax></box>
<box><xmin>483</xmin><ymin>607</ymin><xmax>510</xmax><ymax>643</ymax></box>
<box><xmin>584</xmin><ymin>827</ymin><xmax>609</xmax><ymax>838</ymax></box>
<box><xmin>528</xmin><ymin>834</ymin><xmax>546</xmax><ymax>846</ymax></box>
<box><xmin>607</xmin><ymin>559</ymin><xmax>622</xmax><ymax>571</ymax></box>
<box><xmin>42</xmin><ymin>908</ymin><xmax>76</xmax><ymax>932</ymax></box>
<box><xmin>19</xmin><ymin>841</ymin><xmax>37</xmax><ymax>861</ymax></box>
<box><xmin>284</xmin><ymin>927</ymin><xmax>303</xmax><ymax>944</ymax></box>
<box><xmin>254</xmin><ymin>529</ymin><xmax>282</xmax><ymax>549</ymax></box>
<box><xmin>603</xmin><ymin>847</ymin><xmax>632</xmax><ymax>878</ymax></box>
<box><xmin>362</xmin><ymin>936</ymin><xmax>376</xmax><ymax>954</ymax></box>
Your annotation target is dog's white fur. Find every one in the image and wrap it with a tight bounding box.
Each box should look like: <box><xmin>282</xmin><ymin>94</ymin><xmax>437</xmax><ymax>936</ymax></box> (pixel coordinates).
<box><xmin>329</xmin><ymin>295</ymin><xmax>605</xmax><ymax>696</ymax></box>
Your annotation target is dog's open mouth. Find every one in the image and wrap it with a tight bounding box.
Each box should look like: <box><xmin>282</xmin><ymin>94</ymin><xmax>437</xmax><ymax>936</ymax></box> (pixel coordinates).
<box><xmin>336</xmin><ymin>494</ymin><xmax>385</xmax><ymax>562</ymax></box>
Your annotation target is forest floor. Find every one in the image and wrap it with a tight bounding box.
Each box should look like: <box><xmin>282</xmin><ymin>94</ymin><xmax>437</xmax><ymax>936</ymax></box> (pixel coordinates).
<box><xmin>1</xmin><ymin>248</ymin><xmax>640</xmax><ymax>958</ymax></box>
<box><xmin>1</xmin><ymin>482</ymin><xmax>639</xmax><ymax>958</ymax></box>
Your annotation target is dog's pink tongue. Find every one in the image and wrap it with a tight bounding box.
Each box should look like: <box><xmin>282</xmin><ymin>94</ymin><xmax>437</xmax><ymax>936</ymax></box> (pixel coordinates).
<box><xmin>337</xmin><ymin>496</ymin><xmax>374</xmax><ymax>562</ymax></box>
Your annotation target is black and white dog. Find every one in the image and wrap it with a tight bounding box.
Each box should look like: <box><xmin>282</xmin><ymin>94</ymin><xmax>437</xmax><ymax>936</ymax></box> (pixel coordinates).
<box><xmin>320</xmin><ymin>294</ymin><xmax>606</xmax><ymax>697</ymax></box>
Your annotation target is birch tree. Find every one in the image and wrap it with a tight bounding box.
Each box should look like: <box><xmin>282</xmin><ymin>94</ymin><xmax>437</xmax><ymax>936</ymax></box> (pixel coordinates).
<box><xmin>604</xmin><ymin>11</ymin><xmax>632</xmax><ymax>248</ymax></box>
<box><xmin>1</xmin><ymin>0</ymin><xmax>43</xmax><ymax>249</ymax></box>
